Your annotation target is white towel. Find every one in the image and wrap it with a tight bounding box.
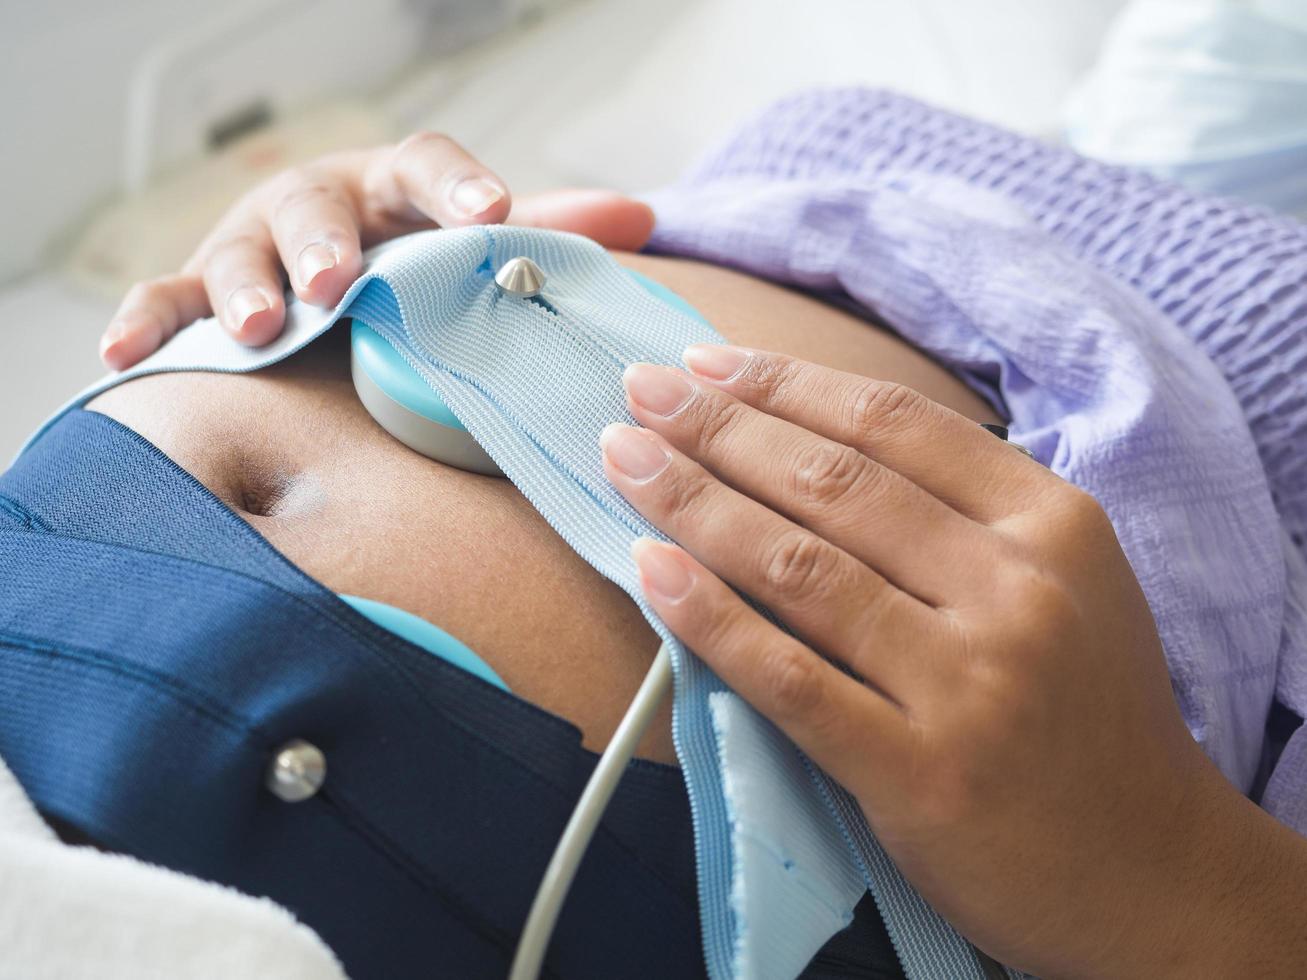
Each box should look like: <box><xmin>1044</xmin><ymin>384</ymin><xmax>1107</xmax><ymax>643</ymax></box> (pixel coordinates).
<box><xmin>0</xmin><ymin>753</ymin><xmax>346</xmax><ymax>980</ymax></box>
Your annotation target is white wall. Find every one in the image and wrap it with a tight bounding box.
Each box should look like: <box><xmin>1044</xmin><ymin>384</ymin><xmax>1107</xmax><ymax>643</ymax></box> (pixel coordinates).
<box><xmin>0</xmin><ymin>0</ymin><xmax>516</xmax><ymax>285</ymax></box>
<box><xmin>0</xmin><ymin>1</ymin><xmax>223</xmax><ymax>282</ymax></box>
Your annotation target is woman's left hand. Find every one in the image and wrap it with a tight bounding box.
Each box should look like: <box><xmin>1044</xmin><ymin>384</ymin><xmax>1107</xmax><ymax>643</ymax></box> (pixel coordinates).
<box><xmin>600</xmin><ymin>345</ymin><xmax>1307</xmax><ymax>978</ymax></box>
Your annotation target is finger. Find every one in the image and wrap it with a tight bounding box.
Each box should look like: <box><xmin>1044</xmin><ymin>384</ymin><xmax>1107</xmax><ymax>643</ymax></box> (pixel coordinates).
<box><xmin>363</xmin><ymin>131</ymin><xmax>512</xmax><ymax>234</ymax></box>
<box><xmin>683</xmin><ymin>345</ymin><xmax>1059</xmax><ymax>523</ymax></box>
<box><xmin>602</xmin><ymin>422</ymin><xmax>946</xmax><ymax>699</ymax></box>
<box><xmin>511</xmin><ymin>190</ymin><xmax>655</xmax><ymax>251</ymax></box>
<box><xmin>621</xmin><ymin>362</ymin><xmax>995</xmax><ymax>604</ymax></box>
<box><xmin>195</xmin><ymin>224</ymin><xmax>287</xmax><ymax>345</ymax></box>
<box><xmin>259</xmin><ymin>170</ymin><xmax>364</xmax><ymax>307</ymax></box>
<box><xmin>100</xmin><ymin>274</ymin><xmax>211</xmax><ymax>370</ymax></box>
<box><xmin>631</xmin><ymin>537</ymin><xmax>912</xmax><ymax>796</ymax></box>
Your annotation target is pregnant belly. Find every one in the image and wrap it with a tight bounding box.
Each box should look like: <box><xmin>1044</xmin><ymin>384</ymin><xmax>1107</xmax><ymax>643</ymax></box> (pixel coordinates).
<box><xmin>87</xmin><ymin>252</ymin><xmax>998</xmax><ymax>764</ymax></box>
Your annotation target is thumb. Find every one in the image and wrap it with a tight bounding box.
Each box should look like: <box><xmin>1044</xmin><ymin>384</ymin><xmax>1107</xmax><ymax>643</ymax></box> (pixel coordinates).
<box><xmin>510</xmin><ymin>189</ymin><xmax>655</xmax><ymax>252</ymax></box>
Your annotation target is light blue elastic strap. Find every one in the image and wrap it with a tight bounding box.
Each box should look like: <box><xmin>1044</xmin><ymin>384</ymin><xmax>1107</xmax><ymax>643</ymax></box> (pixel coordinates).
<box><xmin>339</xmin><ymin>266</ymin><xmax>698</xmax><ymax>697</ymax></box>
<box><xmin>21</xmin><ymin>227</ymin><xmax>996</xmax><ymax>980</ymax></box>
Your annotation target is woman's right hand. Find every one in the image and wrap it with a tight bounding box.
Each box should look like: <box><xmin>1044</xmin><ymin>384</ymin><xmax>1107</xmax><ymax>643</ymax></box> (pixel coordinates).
<box><xmin>99</xmin><ymin>132</ymin><xmax>656</xmax><ymax>370</ymax></box>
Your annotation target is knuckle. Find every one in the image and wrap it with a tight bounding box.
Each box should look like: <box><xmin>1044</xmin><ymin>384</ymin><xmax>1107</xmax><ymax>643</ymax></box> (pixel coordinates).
<box><xmin>763</xmin><ymin>529</ymin><xmax>833</xmax><ymax>600</ymax></box>
<box><xmin>1053</xmin><ymin>485</ymin><xmax>1114</xmax><ymax>540</ymax></box>
<box><xmin>269</xmin><ymin>179</ymin><xmax>345</xmax><ymax>224</ymax></box>
<box><xmin>696</xmin><ymin>602</ymin><xmax>747</xmax><ymax>656</ymax></box>
<box><xmin>791</xmin><ymin>441</ymin><xmax>869</xmax><ymax>507</ymax></box>
<box><xmin>205</xmin><ymin>231</ymin><xmax>266</xmax><ymax>266</ymax></box>
<box><xmin>261</xmin><ymin>165</ymin><xmax>310</xmax><ymax>200</ymax></box>
<box><xmin>652</xmin><ymin>465</ymin><xmax>709</xmax><ymax>523</ymax></box>
<box><xmin>1004</xmin><ymin>562</ymin><xmax>1080</xmax><ymax>637</ymax></box>
<box><xmin>395</xmin><ymin>129</ymin><xmax>457</xmax><ymax>163</ymax></box>
<box><xmin>853</xmin><ymin>576</ymin><xmax>897</xmax><ymax>637</ymax></box>
<box><xmin>123</xmin><ymin>278</ymin><xmax>169</xmax><ymax>308</ymax></box>
<box><xmin>741</xmin><ymin>353</ymin><xmax>802</xmax><ymax>405</ymax></box>
<box><xmin>764</xmin><ymin>644</ymin><xmax>824</xmax><ymax>719</ymax></box>
<box><xmin>847</xmin><ymin>380</ymin><xmax>923</xmax><ymax>435</ymax></box>
<box><xmin>691</xmin><ymin>397</ymin><xmax>746</xmax><ymax>455</ymax></box>
<box><xmin>908</xmin><ymin>719</ymin><xmax>999</xmax><ymax>829</ymax></box>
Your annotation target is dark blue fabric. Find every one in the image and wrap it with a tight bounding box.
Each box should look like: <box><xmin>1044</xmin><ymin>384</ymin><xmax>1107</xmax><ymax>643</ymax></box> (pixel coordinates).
<box><xmin>0</xmin><ymin>409</ymin><xmax>902</xmax><ymax>979</ymax></box>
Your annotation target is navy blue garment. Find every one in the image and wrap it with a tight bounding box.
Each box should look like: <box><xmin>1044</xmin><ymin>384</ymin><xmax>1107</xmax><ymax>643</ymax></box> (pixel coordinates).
<box><xmin>0</xmin><ymin>409</ymin><xmax>903</xmax><ymax>980</ymax></box>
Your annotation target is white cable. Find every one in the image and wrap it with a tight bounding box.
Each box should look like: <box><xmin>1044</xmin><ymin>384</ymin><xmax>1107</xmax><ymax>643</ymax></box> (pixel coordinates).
<box><xmin>508</xmin><ymin>642</ymin><xmax>673</xmax><ymax>980</ymax></box>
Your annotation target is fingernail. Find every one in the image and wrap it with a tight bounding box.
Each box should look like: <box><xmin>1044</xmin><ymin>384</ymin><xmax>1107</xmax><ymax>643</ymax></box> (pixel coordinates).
<box><xmin>632</xmin><ymin>538</ymin><xmax>694</xmax><ymax>603</ymax></box>
<box><xmin>99</xmin><ymin>319</ymin><xmax>131</xmax><ymax>366</ymax></box>
<box><xmin>295</xmin><ymin>241</ymin><xmax>339</xmax><ymax>290</ymax></box>
<box><xmin>226</xmin><ymin>286</ymin><xmax>270</xmax><ymax>330</ymax></box>
<box><xmin>601</xmin><ymin>423</ymin><xmax>670</xmax><ymax>482</ymax></box>
<box><xmin>449</xmin><ymin>176</ymin><xmax>505</xmax><ymax>217</ymax></box>
<box><xmin>623</xmin><ymin>363</ymin><xmax>695</xmax><ymax>416</ymax></box>
<box><xmin>100</xmin><ymin>319</ymin><xmax>128</xmax><ymax>349</ymax></box>
<box><xmin>683</xmin><ymin>344</ymin><xmax>751</xmax><ymax>382</ymax></box>
<box><xmin>100</xmin><ymin>313</ymin><xmax>161</xmax><ymax>368</ymax></box>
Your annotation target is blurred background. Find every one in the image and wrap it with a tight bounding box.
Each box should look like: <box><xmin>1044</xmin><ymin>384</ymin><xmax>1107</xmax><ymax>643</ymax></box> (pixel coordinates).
<box><xmin>2</xmin><ymin>0</ymin><xmax>1305</xmax><ymax>459</ymax></box>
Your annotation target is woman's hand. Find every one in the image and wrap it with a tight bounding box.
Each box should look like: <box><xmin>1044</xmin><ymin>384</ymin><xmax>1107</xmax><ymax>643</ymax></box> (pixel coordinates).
<box><xmin>601</xmin><ymin>346</ymin><xmax>1307</xmax><ymax>978</ymax></box>
<box><xmin>99</xmin><ymin>133</ymin><xmax>654</xmax><ymax>369</ymax></box>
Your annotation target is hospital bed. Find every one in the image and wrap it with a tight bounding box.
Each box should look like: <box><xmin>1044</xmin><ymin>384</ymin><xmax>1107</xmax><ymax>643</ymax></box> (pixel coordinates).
<box><xmin>0</xmin><ymin>0</ymin><xmax>1128</xmax><ymax>462</ymax></box>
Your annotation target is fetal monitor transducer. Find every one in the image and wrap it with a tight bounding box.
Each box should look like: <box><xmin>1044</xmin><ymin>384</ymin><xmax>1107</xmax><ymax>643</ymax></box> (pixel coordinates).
<box><xmin>350</xmin><ymin>256</ymin><xmax>688</xmax><ymax>980</ymax></box>
<box><xmin>349</xmin><ymin>257</ymin><xmax>550</xmax><ymax>476</ymax></box>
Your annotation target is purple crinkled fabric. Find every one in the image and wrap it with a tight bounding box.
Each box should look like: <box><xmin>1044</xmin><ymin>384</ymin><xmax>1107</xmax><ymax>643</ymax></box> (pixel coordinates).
<box><xmin>644</xmin><ymin>88</ymin><xmax>1307</xmax><ymax>831</ymax></box>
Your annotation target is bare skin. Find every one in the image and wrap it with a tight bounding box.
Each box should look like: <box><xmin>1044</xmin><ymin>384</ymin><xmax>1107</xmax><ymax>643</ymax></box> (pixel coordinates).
<box><xmin>606</xmin><ymin>345</ymin><xmax>1307</xmax><ymax>977</ymax></box>
<box><xmin>88</xmin><ymin>252</ymin><xmax>997</xmax><ymax>764</ymax></box>
<box><xmin>93</xmin><ymin>131</ymin><xmax>1307</xmax><ymax>979</ymax></box>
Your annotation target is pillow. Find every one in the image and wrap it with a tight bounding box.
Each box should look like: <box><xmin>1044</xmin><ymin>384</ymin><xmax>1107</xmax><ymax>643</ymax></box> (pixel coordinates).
<box><xmin>540</xmin><ymin>0</ymin><xmax>1128</xmax><ymax>190</ymax></box>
